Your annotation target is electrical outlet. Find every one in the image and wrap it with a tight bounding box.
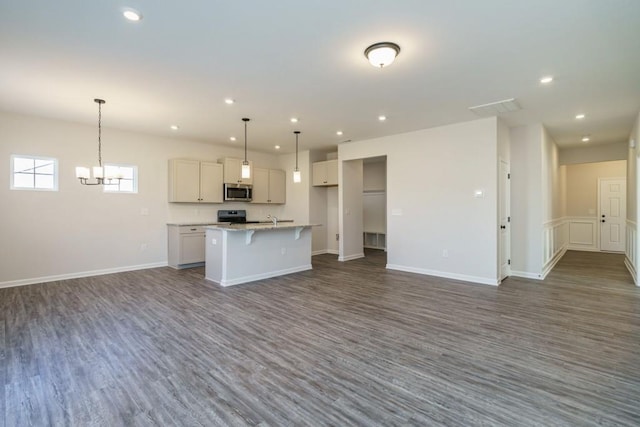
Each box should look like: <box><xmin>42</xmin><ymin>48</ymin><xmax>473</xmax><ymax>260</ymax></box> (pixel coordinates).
<box><xmin>442</xmin><ymin>249</ymin><xmax>448</xmax><ymax>258</ymax></box>
<box><xmin>140</xmin><ymin>243</ymin><xmax>148</xmax><ymax>251</ymax></box>
<box><xmin>140</xmin><ymin>208</ymin><xmax>149</xmax><ymax>216</ymax></box>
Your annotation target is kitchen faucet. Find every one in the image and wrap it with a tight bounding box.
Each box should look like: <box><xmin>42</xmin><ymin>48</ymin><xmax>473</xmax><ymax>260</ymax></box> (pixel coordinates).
<box><xmin>267</xmin><ymin>214</ymin><xmax>278</xmax><ymax>225</ymax></box>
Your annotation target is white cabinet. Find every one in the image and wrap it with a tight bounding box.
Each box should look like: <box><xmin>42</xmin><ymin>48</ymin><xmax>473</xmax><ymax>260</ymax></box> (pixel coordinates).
<box><xmin>312</xmin><ymin>159</ymin><xmax>338</xmax><ymax>186</ymax></box>
<box><xmin>168</xmin><ymin>159</ymin><xmax>223</xmax><ymax>203</ymax></box>
<box><xmin>168</xmin><ymin>225</ymin><xmax>207</xmax><ymax>268</ymax></box>
<box><xmin>252</xmin><ymin>168</ymin><xmax>286</xmax><ymax>204</ymax></box>
<box><xmin>219</xmin><ymin>157</ymin><xmax>253</xmax><ymax>185</ymax></box>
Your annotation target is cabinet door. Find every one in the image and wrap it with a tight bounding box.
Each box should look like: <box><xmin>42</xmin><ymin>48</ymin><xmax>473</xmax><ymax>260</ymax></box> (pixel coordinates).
<box><xmin>268</xmin><ymin>169</ymin><xmax>286</xmax><ymax>204</ymax></box>
<box><xmin>325</xmin><ymin>159</ymin><xmax>338</xmax><ymax>186</ymax></box>
<box><xmin>251</xmin><ymin>167</ymin><xmax>270</xmax><ymax>203</ymax></box>
<box><xmin>199</xmin><ymin>162</ymin><xmax>223</xmax><ymax>203</ymax></box>
<box><xmin>312</xmin><ymin>161</ymin><xmax>328</xmax><ymax>186</ymax></box>
<box><xmin>180</xmin><ymin>233</ymin><xmax>205</xmax><ymax>264</ymax></box>
<box><xmin>169</xmin><ymin>159</ymin><xmax>201</xmax><ymax>202</ymax></box>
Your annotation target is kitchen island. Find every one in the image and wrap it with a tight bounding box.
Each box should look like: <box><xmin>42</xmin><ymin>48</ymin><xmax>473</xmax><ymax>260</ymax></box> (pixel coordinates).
<box><xmin>205</xmin><ymin>222</ymin><xmax>316</xmax><ymax>286</ymax></box>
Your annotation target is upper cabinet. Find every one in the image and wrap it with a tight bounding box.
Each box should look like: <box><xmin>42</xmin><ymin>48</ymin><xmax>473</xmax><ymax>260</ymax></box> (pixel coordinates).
<box><xmin>312</xmin><ymin>159</ymin><xmax>338</xmax><ymax>186</ymax></box>
<box><xmin>252</xmin><ymin>168</ymin><xmax>286</xmax><ymax>204</ymax></box>
<box><xmin>168</xmin><ymin>159</ymin><xmax>223</xmax><ymax>203</ymax></box>
<box><xmin>219</xmin><ymin>157</ymin><xmax>253</xmax><ymax>185</ymax></box>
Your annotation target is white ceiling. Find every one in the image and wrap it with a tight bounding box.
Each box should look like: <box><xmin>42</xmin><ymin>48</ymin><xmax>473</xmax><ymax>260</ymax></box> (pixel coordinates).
<box><xmin>1</xmin><ymin>0</ymin><xmax>639</xmax><ymax>153</ymax></box>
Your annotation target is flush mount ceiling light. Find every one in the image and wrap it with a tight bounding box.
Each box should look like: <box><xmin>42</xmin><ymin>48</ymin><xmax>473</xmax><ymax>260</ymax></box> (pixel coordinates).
<box><xmin>582</xmin><ymin>136</ymin><xmax>590</xmax><ymax>142</ymax></box>
<box><xmin>123</xmin><ymin>8</ymin><xmax>142</xmax><ymax>21</ymax></box>
<box><xmin>274</xmin><ymin>145</ymin><xmax>281</xmax><ymax>150</ymax></box>
<box><xmin>378</xmin><ymin>115</ymin><xmax>387</xmax><ymax>121</ymax></box>
<box><xmin>293</xmin><ymin>131</ymin><xmax>301</xmax><ymax>183</ymax></box>
<box><xmin>540</xmin><ymin>76</ymin><xmax>554</xmax><ymax>84</ymax></box>
<box><xmin>576</xmin><ymin>114</ymin><xmax>586</xmax><ymax>119</ymax></box>
<box><xmin>229</xmin><ymin>136</ymin><xmax>236</xmax><ymax>142</ymax></box>
<box><xmin>170</xmin><ymin>125</ymin><xmax>179</xmax><ymax>130</ymax></box>
<box><xmin>241</xmin><ymin>118</ymin><xmax>251</xmax><ymax>179</ymax></box>
<box><xmin>290</xmin><ymin>117</ymin><xmax>299</xmax><ymax>123</ymax></box>
<box><xmin>364</xmin><ymin>42</ymin><xmax>401</xmax><ymax>68</ymax></box>
<box><xmin>336</xmin><ymin>131</ymin><xmax>343</xmax><ymax>136</ymax></box>
<box><xmin>75</xmin><ymin>99</ymin><xmax>122</xmax><ymax>186</ymax></box>
<box><xmin>224</xmin><ymin>98</ymin><xmax>234</xmax><ymax>105</ymax></box>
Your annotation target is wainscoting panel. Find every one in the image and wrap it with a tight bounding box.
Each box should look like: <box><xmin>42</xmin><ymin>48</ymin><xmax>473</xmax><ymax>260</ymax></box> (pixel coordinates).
<box><xmin>567</xmin><ymin>217</ymin><xmax>598</xmax><ymax>252</ymax></box>
<box><xmin>625</xmin><ymin>220</ymin><xmax>637</xmax><ymax>285</ymax></box>
<box><xmin>542</xmin><ymin>219</ymin><xmax>568</xmax><ymax>278</ymax></box>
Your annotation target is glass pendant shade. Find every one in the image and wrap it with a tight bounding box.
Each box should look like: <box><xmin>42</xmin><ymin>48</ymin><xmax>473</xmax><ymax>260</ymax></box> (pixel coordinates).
<box><xmin>293</xmin><ymin>169</ymin><xmax>301</xmax><ymax>183</ymax></box>
<box><xmin>75</xmin><ymin>167</ymin><xmax>90</xmax><ymax>179</ymax></box>
<box><xmin>241</xmin><ymin>161</ymin><xmax>251</xmax><ymax>179</ymax></box>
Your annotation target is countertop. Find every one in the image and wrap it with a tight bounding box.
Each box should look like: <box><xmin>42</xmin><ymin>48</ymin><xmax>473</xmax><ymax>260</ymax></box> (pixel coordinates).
<box><xmin>167</xmin><ymin>220</ymin><xmax>294</xmax><ymax>226</ymax></box>
<box><xmin>206</xmin><ymin>223</ymin><xmax>318</xmax><ymax>231</ymax></box>
<box><xmin>167</xmin><ymin>222</ymin><xmax>231</xmax><ymax>226</ymax></box>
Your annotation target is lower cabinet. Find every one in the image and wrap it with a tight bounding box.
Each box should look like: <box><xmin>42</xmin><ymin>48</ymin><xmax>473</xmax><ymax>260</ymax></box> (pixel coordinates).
<box><xmin>168</xmin><ymin>225</ymin><xmax>207</xmax><ymax>268</ymax></box>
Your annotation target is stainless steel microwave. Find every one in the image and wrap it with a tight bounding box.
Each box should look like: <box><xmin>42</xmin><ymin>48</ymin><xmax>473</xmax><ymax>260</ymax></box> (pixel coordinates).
<box><xmin>224</xmin><ymin>183</ymin><xmax>252</xmax><ymax>201</ymax></box>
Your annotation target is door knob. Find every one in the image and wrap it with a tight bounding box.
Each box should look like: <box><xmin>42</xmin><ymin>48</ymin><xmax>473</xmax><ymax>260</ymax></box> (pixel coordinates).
<box><xmin>500</xmin><ymin>225</ymin><xmax>506</xmax><ymax>229</ymax></box>
<box><xmin>602</xmin><ymin>214</ymin><xmax>605</xmax><ymax>218</ymax></box>
<box><xmin>601</xmin><ymin>219</ymin><xmax>606</xmax><ymax>223</ymax></box>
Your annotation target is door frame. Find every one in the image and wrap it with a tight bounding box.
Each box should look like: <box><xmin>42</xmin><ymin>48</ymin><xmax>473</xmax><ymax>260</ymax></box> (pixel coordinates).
<box><xmin>499</xmin><ymin>158</ymin><xmax>511</xmax><ymax>281</ymax></box>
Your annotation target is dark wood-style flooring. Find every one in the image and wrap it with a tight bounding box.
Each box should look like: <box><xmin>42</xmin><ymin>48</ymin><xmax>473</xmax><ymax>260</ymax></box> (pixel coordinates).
<box><xmin>2</xmin><ymin>250</ymin><xmax>639</xmax><ymax>426</ymax></box>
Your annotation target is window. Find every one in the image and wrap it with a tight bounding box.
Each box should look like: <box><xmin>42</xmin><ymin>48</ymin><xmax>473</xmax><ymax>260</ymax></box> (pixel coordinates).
<box><xmin>10</xmin><ymin>155</ymin><xmax>58</xmax><ymax>191</ymax></box>
<box><xmin>103</xmin><ymin>164</ymin><xmax>138</xmax><ymax>193</ymax></box>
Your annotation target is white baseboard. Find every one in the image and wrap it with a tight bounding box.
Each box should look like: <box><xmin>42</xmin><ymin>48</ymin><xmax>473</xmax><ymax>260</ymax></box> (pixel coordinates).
<box><xmin>210</xmin><ymin>264</ymin><xmax>313</xmax><ymax>287</ymax></box>
<box><xmin>624</xmin><ymin>257</ymin><xmax>638</xmax><ymax>286</ymax></box>
<box><xmin>312</xmin><ymin>249</ymin><xmax>339</xmax><ymax>256</ymax></box>
<box><xmin>510</xmin><ymin>270</ymin><xmax>543</xmax><ymax>280</ymax></box>
<box><xmin>385</xmin><ymin>264</ymin><xmax>498</xmax><ymax>286</ymax></box>
<box><xmin>0</xmin><ymin>262</ymin><xmax>169</xmax><ymax>289</ymax></box>
<box><xmin>567</xmin><ymin>245</ymin><xmax>600</xmax><ymax>252</ymax></box>
<box><xmin>338</xmin><ymin>253</ymin><xmax>365</xmax><ymax>262</ymax></box>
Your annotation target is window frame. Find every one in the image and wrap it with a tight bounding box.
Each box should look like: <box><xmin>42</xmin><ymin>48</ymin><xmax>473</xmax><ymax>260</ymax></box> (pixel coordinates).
<box><xmin>102</xmin><ymin>163</ymin><xmax>138</xmax><ymax>194</ymax></box>
<box><xmin>10</xmin><ymin>154</ymin><xmax>59</xmax><ymax>191</ymax></box>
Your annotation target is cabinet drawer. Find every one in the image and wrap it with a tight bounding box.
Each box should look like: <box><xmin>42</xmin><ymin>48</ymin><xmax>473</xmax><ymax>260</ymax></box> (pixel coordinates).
<box><xmin>178</xmin><ymin>225</ymin><xmax>206</xmax><ymax>234</ymax></box>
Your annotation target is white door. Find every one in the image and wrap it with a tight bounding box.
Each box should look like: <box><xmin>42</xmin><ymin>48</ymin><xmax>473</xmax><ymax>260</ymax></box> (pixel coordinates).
<box><xmin>599</xmin><ymin>178</ymin><xmax>626</xmax><ymax>252</ymax></box>
<box><xmin>499</xmin><ymin>160</ymin><xmax>511</xmax><ymax>280</ymax></box>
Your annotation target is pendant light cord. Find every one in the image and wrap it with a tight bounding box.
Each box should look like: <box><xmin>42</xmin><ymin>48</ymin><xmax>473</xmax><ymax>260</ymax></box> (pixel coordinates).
<box><xmin>244</xmin><ymin>120</ymin><xmax>247</xmax><ymax>162</ymax></box>
<box><xmin>97</xmin><ymin>101</ymin><xmax>102</xmax><ymax>167</ymax></box>
<box><xmin>295</xmin><ymin>133</ymin><xmax>299</xmax><ymax>169</ymax></box>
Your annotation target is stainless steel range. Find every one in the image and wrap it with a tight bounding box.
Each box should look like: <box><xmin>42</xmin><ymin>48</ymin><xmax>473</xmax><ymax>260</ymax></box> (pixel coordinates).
<box><xmin>217</xmin><ymin>210</ymin><xmax>261</xmax><ymax>224</ymax></box>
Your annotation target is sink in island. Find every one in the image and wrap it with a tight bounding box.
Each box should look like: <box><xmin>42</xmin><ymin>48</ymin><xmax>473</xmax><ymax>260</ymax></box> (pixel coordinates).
<box><xmin>204</xmin><ymin>223</ymin><xmax>317</xmax><ymax>287</ymax></box>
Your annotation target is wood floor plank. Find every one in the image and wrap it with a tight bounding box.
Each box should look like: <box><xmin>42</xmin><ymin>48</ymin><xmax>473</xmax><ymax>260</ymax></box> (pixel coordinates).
<box><xmin>1</xmin><ymin>249</ymin><xmax>639</xmax><ymax>426</ymax></box>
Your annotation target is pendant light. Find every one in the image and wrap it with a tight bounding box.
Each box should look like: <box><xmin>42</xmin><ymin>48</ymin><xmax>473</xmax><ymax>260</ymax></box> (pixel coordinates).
<box><xmin>75</xmin><ymin>99</ymin><xmax>122</xmax><ymax>185</ymax></box>
<box><xmin>293</xmin><ymin>131</ymin><xmax>301</xmax><ymax>183</ymax></box>
<box><xmin>241</xmin><ymin>117</ymin><xmax>251</xmax><ymax>179</ymax></box>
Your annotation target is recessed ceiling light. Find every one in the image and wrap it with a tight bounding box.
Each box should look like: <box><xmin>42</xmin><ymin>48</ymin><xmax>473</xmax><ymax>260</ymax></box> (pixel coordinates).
<box><xmin>229</xmin><ymin>137</ymin><xmax>236</xmax><ymax>142</ymax></box>
<box><xmin>336</xmin><ymin>131</ymin><xmax>343</xmax><ymax>136</ymax></box>
<box><xmin>224</xmin><ymin>98</ymin><xmax>234</xmax><ymax>105</ymax></box>
<box><xmin>378</xmin><ymin>115</ymin><xmax>387</xmax><ymax>121</ymax></box>
<box><xmin>274</xmin><ymin>145</ymin><xmax>281</xmax><ymax>150</ymax></box>
<box><xmin>576</xmin><ymin>114</ymin><xmax>585</xmax><ymax>119</ymax></box>
<box><xmin>123</xmin><ymin>8</ymin><xmax>142</xmax><ymax>21</ymax></box>
<box><xmin>170</xmin><ymin>125</ymin><xmax>179</xmax><ymax>130</ymax></box>
<box><xmin>540</xmin><ymin>76</ymin><xmax>554</xmax><ymax>84</ymax></box>
<box><xmin>290</xmin><ymin>117</ymin><xmax>299</xmax><ymax>123</ymax></box>
<box><xmin>582</xmin><ymin>136</ymin><xmax>590</xmax><ymax>142</ymax></box>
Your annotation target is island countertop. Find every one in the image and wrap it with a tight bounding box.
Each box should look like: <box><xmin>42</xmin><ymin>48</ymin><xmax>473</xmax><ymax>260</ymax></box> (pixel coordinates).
<box><xmin>205</xmin><ymin>223</ymin><xmax>318</xmax><ymax>231</ymax></box>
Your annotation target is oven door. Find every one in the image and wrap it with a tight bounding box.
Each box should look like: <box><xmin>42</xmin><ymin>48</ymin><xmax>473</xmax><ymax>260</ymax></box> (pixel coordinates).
<box><xmin>224</xmin><ymin>184</ymin><xmax>252</xmax><ymax>201</ymax></box>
